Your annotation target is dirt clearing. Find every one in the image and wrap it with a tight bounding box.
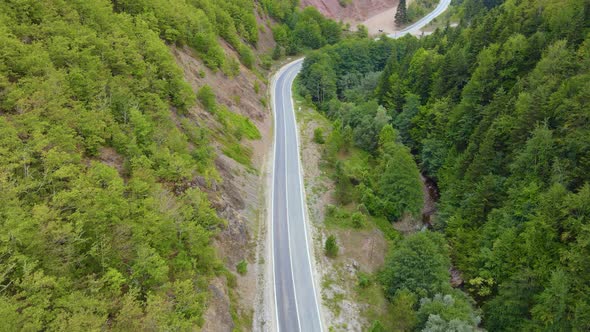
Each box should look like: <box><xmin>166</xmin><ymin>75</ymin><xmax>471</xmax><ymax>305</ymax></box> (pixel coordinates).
<box><xmin>301</xmin><ymin>0</ymin><xmax>399</xmax><ymax>23</ymax></box>
<box><xmin>362</xmin><ymin>5</ymin><xmax>399</xmax><ymax>35</ymax></box>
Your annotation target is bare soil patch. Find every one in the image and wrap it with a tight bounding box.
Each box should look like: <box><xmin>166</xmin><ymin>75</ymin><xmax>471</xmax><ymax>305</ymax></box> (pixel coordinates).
<box><xmin>332</xmin><ymin>228</ymin><xmax>387</xmax><ymax>272</ymax></box>
<box><xmin>98</xmin><ymin>147</ymin><xmax>124</xmax><ymax>176</ymax></box>
<box><xmin>362</xmin><ymin>5</ymin><xmax>399</xmax><ymax>35</ymax></box>
<box><xmin>301</xmin><ymin>0</ymin><xmax>399</xmax><ymax>24</ymax></box>
<box><xmin>202</xmin><ymin>277</ymin><xmax>234</xmax><ymax>332</ymax></box>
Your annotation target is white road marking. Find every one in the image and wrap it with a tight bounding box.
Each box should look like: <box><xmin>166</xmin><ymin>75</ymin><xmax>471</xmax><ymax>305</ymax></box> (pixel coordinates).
<box><xmin>270</xmin><ymin>59</ymin><xmax>279</xmax><ymax>332</ymax></box>
<box><xmin>282</xmin><ymin>63</ymin><xmax>303</xmax><ymax>332</ymax></box>
<box><xmin>286</xmin><ymin>60</ymin><xmax>324</xmax><ymax>332</ymax></box>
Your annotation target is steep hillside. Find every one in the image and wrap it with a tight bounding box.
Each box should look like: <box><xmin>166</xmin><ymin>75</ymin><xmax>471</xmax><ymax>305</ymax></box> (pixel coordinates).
<box><xmin>170</xmin><ymin>41</ymin><xmax>275</xmax><ymax>330</ymax></box>
<box><xmin>0</xmin><ymin>0</ymin><xmax>355</xmax><ymax>328</ymax></box>
<box><xmin>0</xmin><ymin>0</ymin><xmax>279</xmax><ymax>330</ymax></box>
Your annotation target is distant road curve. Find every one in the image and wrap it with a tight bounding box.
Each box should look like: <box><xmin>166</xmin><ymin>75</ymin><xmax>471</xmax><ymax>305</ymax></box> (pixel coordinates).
<box><xmin>388</xmin><ymin>0</ymin><xmax>452</xmax><ymax>38</ymax></box>
<box><xmin>269</xmin><ymin>1</ymin><xmax>452</xmax><ymax>331</ymax></box>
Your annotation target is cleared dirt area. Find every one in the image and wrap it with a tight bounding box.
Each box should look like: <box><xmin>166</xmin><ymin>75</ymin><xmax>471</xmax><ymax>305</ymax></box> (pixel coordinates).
<box><xmin>363</xmin><ymin>0</ymin><xmax>424</xmax><ymax>35</ymax></box>
<box><xmin>362</xmin><ymin>5</ymin><xmax>399</xmax><ymax>35</ymax></box>
<box><xmin>301</xmin><ymin>0</ymin><xmax>430</xmax><ymax>36</ymax></box>
<box><xmin>301</xmin><ymin>0</ymin><xmax>399</xmax><ymax>23</ymax></box>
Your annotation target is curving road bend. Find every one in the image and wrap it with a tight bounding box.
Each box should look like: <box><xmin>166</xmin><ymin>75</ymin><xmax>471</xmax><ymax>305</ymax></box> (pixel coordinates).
<box><xmin>269</xmin><ymin>1</ymin><xmax>451</xmax><ymax>331</ymax></box>
<box><xmin>388</xmin><ymin>0</ymin><xmax>452</xmax><ymax>38</ymax></box>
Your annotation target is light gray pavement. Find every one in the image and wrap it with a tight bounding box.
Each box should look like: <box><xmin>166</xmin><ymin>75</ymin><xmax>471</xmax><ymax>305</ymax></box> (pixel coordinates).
<box><xmin>271</xmin><ymin>58</ymin><xmax>322</xmax><ymax>332</ymax></box>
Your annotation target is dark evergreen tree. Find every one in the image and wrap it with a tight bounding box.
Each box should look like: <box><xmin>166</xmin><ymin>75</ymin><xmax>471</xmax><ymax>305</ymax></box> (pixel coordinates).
<box><xmin>395</xmin><ymin>0</ymin><xmax>408</xmax><ymax>26</ymax></box>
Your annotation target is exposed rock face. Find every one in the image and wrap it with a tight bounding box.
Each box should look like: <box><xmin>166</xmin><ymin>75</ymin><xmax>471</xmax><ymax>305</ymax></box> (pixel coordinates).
<box><xmin>450</xmin><ymin>267</ymin><xmax>464</xmax><ymax>288</ymax></box>
<box><xmin>202</xmin><ymin>278</ymin><xmax>235</xmax><ymax>332</ymax></box>
<box><xmin>300</xmin><ymin>0</ymin><xmax>399</xmax><ymax>22</ymax></box>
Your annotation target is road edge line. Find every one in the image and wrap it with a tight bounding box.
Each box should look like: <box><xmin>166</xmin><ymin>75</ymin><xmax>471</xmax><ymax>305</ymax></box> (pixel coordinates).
<box><xmin>282</xmin><ymin>62</ymin><xmax>304</xmax><ymax>332</ymax></box>
<box><xmin>287</xmin><ymin>59</ymin><xmax>325</xmax><ymax>332</ymax></box>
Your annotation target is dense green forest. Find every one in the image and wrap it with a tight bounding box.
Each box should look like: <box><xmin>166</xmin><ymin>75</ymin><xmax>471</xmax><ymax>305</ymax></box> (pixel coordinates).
<box><xmin>0</xmin><ymin>0</ymin><xmax>226</xmax><ymax>330</ymax></box>
<box><xmin>300</xmin><ymin>0</ymin><xmax>589</xmax><ymax>330</ymax></box>
<box><xmin>0</xmin><ymin>0</ymin><xmax>345</xmax><ymax>330</ymax></box>
<box><xmin>0</xmin><ymin>0</ymin><xmax>349</xmax><ymax>328</ymax></box>
<box><xmin>2</xmin><ymin>0</ymin><xmax>588</xmax><ymax>329</ymax></box>
<box><xmin>268</xmin><ymin>3</ymin><xmax>344</xmax><ymax>57</ymax></box>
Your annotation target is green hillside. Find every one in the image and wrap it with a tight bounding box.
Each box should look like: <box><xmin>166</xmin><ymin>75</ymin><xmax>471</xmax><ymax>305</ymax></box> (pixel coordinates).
<box><xmin>0</xmin><ymin>0</ymin><xmax>225</xmax><ymax>330</ymax></box>
<box><xmin>0</xmin><ymin>0</ymin><xmax>352</xmax><ymax>327</ymax></box>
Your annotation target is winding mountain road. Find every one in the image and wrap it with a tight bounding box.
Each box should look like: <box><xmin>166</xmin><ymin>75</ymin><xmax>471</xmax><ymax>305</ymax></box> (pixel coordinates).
<box><xmin>389</xmin><ymin>0</ymin><xmax>452</xmax><ymax>38</ymax></box>
<box><xmin>269</xmin><ymin>1</ymin><xmax>451</xmax><ymax>331</ymax></box>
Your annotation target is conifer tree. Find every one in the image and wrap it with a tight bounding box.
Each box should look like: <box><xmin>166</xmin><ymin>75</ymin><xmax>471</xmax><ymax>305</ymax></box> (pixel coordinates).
<box><xmin>395</xmin><ymin>0</ymin><xmax>408</xmax><ymax>26</ymax></box>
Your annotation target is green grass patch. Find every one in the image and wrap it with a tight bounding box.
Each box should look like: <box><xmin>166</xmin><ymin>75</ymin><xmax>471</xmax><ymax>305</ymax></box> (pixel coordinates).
<box><xmin>221</xmin><ymin>268</ymin><xmax>253</xmax><ymax>332</ymax></box>
<box><xmin>236</xmin><ymin>260</ymin><xmax>248</xmax><ymax>275</ymax></box>
<box><xmin>321</xmin><ymin>272</ymin><xmax>345</xmax><ymax>317</ymax></box>
<box><xmin>221</xmin><ymin>142</ymin><xmax>253</xmax><ymax>168</ymax></box>
<box><xmin>324</xmin><ymin>204</ymin><xmax>354</xmax><ymax>228</ymax></box>
<box><xmin>217</xmin><ymin>107</ymin><xmax>261</xmax><ymax>140</ymax></box>
<box><xmin>324</xmin><ymin>204</ymin><xmax>400</xmax><ymax>240</ymax></box>
<box><xmin>372</xmin><ymin>216</ymin><xmax>402</xmax><ymax>241</ymax></box>
<box><xmin>212</xmin><ymin>106</ymin><xmax>261</xmax><ymax>168</ymax></box>
<box><xmin>355</xmin><ymin>279</ymin><xmax>397</xmax><ymax>330</ymax></box>
<box><xmin>322</xmin><ymin>274</ymin><xmax>337</xmax><ymax>290</ymax></box>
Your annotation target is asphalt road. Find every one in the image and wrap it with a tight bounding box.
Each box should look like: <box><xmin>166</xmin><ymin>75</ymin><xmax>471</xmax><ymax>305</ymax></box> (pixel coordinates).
<box><xmin>271</xmin><ymin>58</ymin><xmax>322</xmax><ymax>332</ymax></box>
<box><xmin>269</xmin><ymin>1</ymin><xmax>451</xmax><ymax>331</ymax></box>
<box><xmin>388</xmin><ymin>0</ymin><xmax>452</xmax><ymax>38</ymax></box>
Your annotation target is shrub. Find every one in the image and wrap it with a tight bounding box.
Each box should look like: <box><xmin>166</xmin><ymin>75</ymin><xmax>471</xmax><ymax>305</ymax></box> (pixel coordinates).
<box><xmin>334</xmin><ymin>160</ymin><xmax>353</xmax><ymax>205</ymax></box>
<box><xmin>197</xmin><ymin>85</ymin><xmax>216</xmax><ymax>112</ymax></box>
<box><xmin>357</xmin><ymin>203</ymin><xmax>369</xmax><ymax>215</ymax></box>
<box><xmin>272</xmin><ymin>45</ymin><xmax>282</xmax><ymax>60</ymax></box>
<box><xmin>351</xmin><ymin>211</ymin><xmax>365</xmax><ymax>228</ymax></box>
<box><xmin>217</xmin><ymin>107</ymin><xmax>261</xmax><ymax>140</ymax></box>
<box><xmin>222</xmin><ymin>56</ymin><xmax>240</xmax><ymax>77</ymax></box>
<box><xmin>261</xmin><ymin>55</ymin><xmax>272</xmax><ymax>70</ymax></box>
<box><xmin>254</xmin><ymin>81</ymin><xmax>260</xmax><ymax>94</ymax></box>
<box><xmin>357</xmin><ymin>272</ymin><xmax>371</xmax><ymax>288</ymax></box>
<box><xmin>226</xmin><ymin>271</ymin><xmax>237</xmax><ymax>289</ymax></box>
<box><xmin>164</xmin><ymin>28</ymin><xmax>180</xmax><ymax>43</ymax></box>
<box><xmin>325</xmin><ymin>204</ymin><xmax>338</xmax><ymax>217</ymax></box>
<box><xmin>237</xmin><ymin>260</ymin><xmax>248</xmax><ymax>275</ymax></box>
<box><xmin>325</xmin><ymin>235</ymin><xmax>339</xmax><ymax>257</ymax></box>
<box><xmin>369</xmin><ymin>320</ymin><xmax>385</xmax><ymax>332</ymax></box>
<box><xmin>338</xmin><ymin>0</ymin><xmax>352</xmax><ymax>7</ymax></box>
<box><xmin>313</xmin><ymin>127</ymin><xmax>325</xmax><ymax>144</ymax></box>
<box><xmin>239</xmin><ymin>45</ymin><xmax>255</xmax><ymax>69</ymax></box>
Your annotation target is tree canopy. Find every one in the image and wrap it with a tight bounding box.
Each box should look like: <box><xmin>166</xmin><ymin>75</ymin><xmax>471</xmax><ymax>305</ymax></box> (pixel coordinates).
<box><xmin>299</xmin><ymin>0</ymin><xmax>590</xmax><ymax>329</ymax></box>
<box><xmin>0</xmin><ymin>0</ymin><xmax>285</xmax><ymax>329</ymax></box>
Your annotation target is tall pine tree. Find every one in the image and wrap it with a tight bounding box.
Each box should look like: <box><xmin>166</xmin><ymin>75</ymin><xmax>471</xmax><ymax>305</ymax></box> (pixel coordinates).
<box><xmin>395</xmin><ymin>0</ymin><xmax>408</xmax><ymax>26</ymax></box>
